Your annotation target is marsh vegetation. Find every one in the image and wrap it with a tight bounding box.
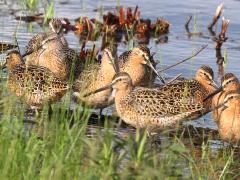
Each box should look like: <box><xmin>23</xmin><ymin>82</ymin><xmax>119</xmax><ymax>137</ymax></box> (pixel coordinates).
<box><xmin>1</xmin><ymin>0</ymin><xmax>240</xmax><ymax>179</ymax></box>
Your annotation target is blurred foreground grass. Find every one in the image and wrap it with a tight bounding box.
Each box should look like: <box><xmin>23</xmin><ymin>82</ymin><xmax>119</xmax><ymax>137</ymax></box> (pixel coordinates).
<box><xmin>0</xmin><ymin>84</ymin><xmax>239</xmax><ymax>179</ymax></box>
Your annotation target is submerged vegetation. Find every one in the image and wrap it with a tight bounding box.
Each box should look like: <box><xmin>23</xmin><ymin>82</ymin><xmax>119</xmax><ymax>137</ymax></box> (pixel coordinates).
<box><xmin>0</xmin><ymin>0</ymin><xmax>240</xmax><ymax>179</ymax></box>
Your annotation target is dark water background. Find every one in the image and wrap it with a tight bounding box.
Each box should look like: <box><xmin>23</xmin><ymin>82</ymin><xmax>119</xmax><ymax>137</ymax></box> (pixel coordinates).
<box><xmin>1</xmin><ymin>0</ymin><xmax>240</xmax><ymax>133</ymax></box>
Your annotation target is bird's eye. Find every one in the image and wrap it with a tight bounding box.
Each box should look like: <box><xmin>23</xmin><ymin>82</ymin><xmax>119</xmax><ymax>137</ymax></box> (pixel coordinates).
<box><xmin>226</xmin><ymin>80</ymin><xmax>232</xmax><ymax>85</ymax></box>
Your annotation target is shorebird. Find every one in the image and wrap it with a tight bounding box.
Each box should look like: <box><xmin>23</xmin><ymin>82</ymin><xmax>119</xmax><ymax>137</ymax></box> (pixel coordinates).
<box><xmin>204</xmin><ymin>73</ymin><xmax>240</xmax><ymax>121</ymax></box>
<box><xmin>4</xmin><ymin>50</ymin><xmax>69</xmax><ymax>111</ymax></box>
<box><xmin>203</xmin><ymin>73</ymin><xmax>240</xmax><ymax>143</ymax></box>
<box><xmin>118</xmin><ymin>44</ymin><xmax>165</xmax><ymax>86</ymax></box>
<box><xmin>72</xmin><ymin>44</ymin><xmax>164</xmax><ymax>109</ymax></box>
<box><xmin>213</xmin><ymin>90</ymin><xmax>240</xmax><ymax>143</ymax></box>
<box><xmin>72</xmin><ymin>46</ymin><xmax>118</xmax><ymax>109</ymax></box>
<box><xmin>24</xmin><ymin>19</ymin><xmax>80</xmax><ymax>81</ymax></box>
<box><xmin>84</xmin><ymin>65</ymin><xmax>217</xmax><ymax>129</ymax></box>
<box><xmin>156</xmin><ymin>65</ymin><xmax>218</xmax><ymax>112</ymax></box>
<box><xmin>24</xmin><ymin>18</ymin><xmax>81</xmax><ymax>81</ymax></box>
<box><xmin>28</xmin><ymin>42</ymin><xmax>80</xmax><ymax>81</ymax></box>
<box><xmin>25</xmin><ymin>18</ymin><xmax>68</xmax><ymax>60</ymax></box>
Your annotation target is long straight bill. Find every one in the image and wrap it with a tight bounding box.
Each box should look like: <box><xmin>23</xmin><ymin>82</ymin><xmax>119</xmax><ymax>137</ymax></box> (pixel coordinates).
<box><xmin>146</xmin><ymin>61</ymin><xmax>166</xmax><ymax>84</ymax></box>
<box><xmin>203</xmin><ymin>86</ymin><xmax>223</xmax><ymax>102</ymax></box>
<box><xmin>83</xmin><ymin>83</ymin><xmax>113</xmax><ymax>97</ymax></box>
<box><xmin>211</xmin><ymin>102</ymin><xmax>227</xmax><ymax>112</ymax></box>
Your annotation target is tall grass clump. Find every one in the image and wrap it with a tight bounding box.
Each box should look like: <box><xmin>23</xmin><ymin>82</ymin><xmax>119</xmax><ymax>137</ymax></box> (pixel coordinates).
<box><xmin>44</xmin><ymin>1</ymin><xmax>55</xmax><ymax>24</ymax></box>
<box><xmin>17</xmin><ymin>0</ymin><xmax>40</xmax><ymax>12</ymax></box>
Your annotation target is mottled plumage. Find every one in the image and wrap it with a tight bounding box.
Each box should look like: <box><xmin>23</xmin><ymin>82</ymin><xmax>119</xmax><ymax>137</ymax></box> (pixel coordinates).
<box><xmin>207</xmin><ymin>72</ymin><xmax>240</xmax><ymax>143</ymax></box>
<box><xmin>86</xmin><ymin>66</ymin><xmax>217</xmax><ymax>129</ymax></box>
<box><xmin>27</xmin><ymin>44</ymin><xmax>80</xmax><ymax>81</ymax></box>
<box><xmin>211</xmin><ymin>73</ymin><xmax>240</xmax><ymax>121</ymax></box>
<box><xmin>25</xmin><ymin>18</ymin><xmax>74</xmax><ymax>79</ymax></box>
<box><xmin>25</xmin><ymin>18</ymin><xmax>68</xmax><ymax>54</ymax></box>
<box><xmin>0</xmin><ymin>42</ymin><xmax>17</xmax><ymax>54</ymax></box>
<box><xmin>24</xmin><ymin>19</ymin><xmax>80</xmax><ymax>81</ymax></box>
<box><xmin>215</xmin><ymin>90</ymin><xmax>240</xmax><ymax>143</ymax></box>
<box><xmin>118</xmin><ymin>44</ymin><xmax>162</xmax><ymax>86</ymax></box>
<box><xmin>6</xmin><ymin>50</ymin><xmax>69</xmax><ymax>109</ymax></box>
<box><xmin>72</xmin><ymin>46</ymin><xmax>117</xmax><ymax>108</ymax></box>
<box><xmin>118</xmin><ymin>50</ymin><xmax>132</xmax><ymax>66</ymax></box>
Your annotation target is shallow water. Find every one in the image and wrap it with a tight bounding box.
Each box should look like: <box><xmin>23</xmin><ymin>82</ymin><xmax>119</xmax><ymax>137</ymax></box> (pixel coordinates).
<box><xmin>1</xmin><ymin>0</ymin><xmax>240</xmax><ymax>143</ymax></box>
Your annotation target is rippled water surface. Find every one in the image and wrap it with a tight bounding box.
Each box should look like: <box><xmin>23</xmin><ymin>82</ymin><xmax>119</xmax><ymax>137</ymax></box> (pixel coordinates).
<box><xmin>1</xmin><ymin>0</ymin><xmax>240</xmax><ymax>139</ymax></box>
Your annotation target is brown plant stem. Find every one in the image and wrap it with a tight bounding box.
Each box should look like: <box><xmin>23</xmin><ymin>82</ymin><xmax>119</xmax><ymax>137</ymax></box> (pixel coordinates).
<box><xmin>215</xmin><ymin>17</ymin><xmax>230</xmax><ymax>50</ymax></box>
<box><xmin>208</xmin><ymin>3</ymin><xmax>224</xmax><ymax>30</ymax></box>
<box><xmin>158</xmin><ymin>44</ymin><xmax>208</xmax><ymax>73</ymax></box>
<box><xmin>185</xmin><ymin>15</ymin><xmax>202</xmax><ymax>37</ymax></box>
<box><xmin>185</xmin><ymin>15</ymin><xmax>192</xmax><ymax>34</ymax></box>
<box><xmin>216</xmin><ymin>49</ymin><xmax>224</xmax><ymax>78</ymax></box>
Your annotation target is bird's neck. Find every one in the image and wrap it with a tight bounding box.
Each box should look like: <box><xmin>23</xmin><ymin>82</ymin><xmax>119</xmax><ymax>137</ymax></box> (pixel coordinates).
<box><xmin>99</xmin><ymin>56</ymin><xmax>116</xmax><ymax>82</ymax></box>
<box><xmin>115</xmin><ymin>86</ymin><xmax>133</xmax><ymax>105</ymax></box>
<box><xmin>196</xmin><ymin>77</ymin><xmax>216</xmax><ymax>94</ymax></box>
<box><xmin>7</xmin><ymin>59</ymin><xmax>23</xmax><ymax>72</ymax></box>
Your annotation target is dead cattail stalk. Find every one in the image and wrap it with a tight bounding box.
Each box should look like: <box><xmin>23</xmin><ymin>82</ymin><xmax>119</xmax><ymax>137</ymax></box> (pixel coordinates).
<box><xmin>215</xmin><ymin>17</ymin><xmax>230</xmax><ymax>50</ymax></box>
<box><xmin>216</xmin><ymin>49</ymin><xmax>224</xmax><ymax>78</ymax></box>
<box><xmin>208</xmin><ymin>3</ymin><xmax>224</xmax><ymax>30</ymax></box>
<box><xmin>184</xmin><ymin>15</ymin><xmax>202</xmax><ymax>37</ymax></box>
<box><xmin>185</xmin><ymin>15</ymin><xmax>192</xmax><ymax>34</ymax></box>
<box><xmin>220</xmin><ymin>17</ymin><xmax>230</xmax><ymax>39</ymax></box>
<box><xmin>135</xmin><ymin>11</ymin><xmax>141</xmax><ymax>21</ymax></box>
<box><xmin>132</xmin><ymin>5</ymin><xmax>139</xmax><ymax>31</ymax></box>
<box><xmin>126</xmin><ymin>7</ymin><xmax>133</xmax><ymax>23</ymax></box>
<box><xmin>133</xmin><ymin>5</ymin><xmax>139</xmax><ymax>22</ymax></box>
<box><xmin>119</xmin><ymin>6</ymin><xmax>125</xmax><ymax>26</ymax></box>
<box><xmin>85</xmin><ymin>17</ymin><xmax>94</xmax><ymax>34</ymax></box>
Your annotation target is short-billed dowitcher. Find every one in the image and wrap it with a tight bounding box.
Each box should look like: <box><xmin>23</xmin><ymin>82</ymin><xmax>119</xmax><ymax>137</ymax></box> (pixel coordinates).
<box><xmin>205</xmin><ymin>73</ymin><xmax>240</xmax><ymax>121</ymax></box>
<box><xmin>4</xmin><ymin>50</ymin><xmax>69</xmax><ymax>110</ymax></box>
<box><xmin>212</xmin><ymin>90</ymin><xmax>240</xmax><ymax>143</ymax></box>
<box><xmin>204</xmin><ymin>73</ymin><xmax>240</xmax><ymax>143</ymax></box>
<box><xmin>25</xmin><ymin>18</ymin><xmax>72</xmax><ymax>77</ymax></box>
<box><xmin>157</xmin><ymin>65</ymin><xmax>218</xmax><ymax>113</ymax></box>
<box><xmin>25</xmin><ymin>23</ymin><xmax>80</xmax><ymax>81</ymax></box>
<box><xmin>118</xmin><ymin>44</ymin><xmax>165</xmax><ymax>86</ymax></box>
<box><xmin>26</xmin><ymin>18</ymin><xmax>68</xmax><ymax>52</ymax></box>
<box><xmin>29</xmin><ymin>41</ymin><xmax>80</xmax><ymax>81</ymax></box>
<box><xmin>72</xmin><ymin>46</ymin><xmax>118</xmax><ymax>109</ymax></box>
<box><xmin>84</xmin><ymin>65</ymin><xmax>217</xmax><ymax>128</ymax></box>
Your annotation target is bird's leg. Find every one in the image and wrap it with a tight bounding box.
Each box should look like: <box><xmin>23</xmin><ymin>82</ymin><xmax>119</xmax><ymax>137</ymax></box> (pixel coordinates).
<box><xmin>48</xmin><ymin>103</ymin><xmax>53</xmax><ymax>117</ymax></box>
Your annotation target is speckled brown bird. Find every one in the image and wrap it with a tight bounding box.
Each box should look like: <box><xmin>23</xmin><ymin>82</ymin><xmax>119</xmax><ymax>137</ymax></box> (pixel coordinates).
<box><xmin>118</xmin><ymin>44</ymin><xmax>165</xmax><ymax>86</ymax></box>
<box><xmin>27</xmin><ymin>43</ymin><xmax>80</xmax><ymax>81</ymax></box>
<box><xmin>203</xmin><ymin>73</ymin><xmax>240</xmax><ymax>143</ymax></box>
<box><xmin>72</xmin><ymin>46</ymin><xmax>118</xmax><ymax>109</ymax></box>
<box><xmin>205</xmin><ymin>73</ymin><xmax>240</xmax><ymax>121</ymax></box>
<box><xmin>5</xmin><ymin>50</ymin><xmax>69</xmax><ymax>111</ymax></box>
<box><xmin>25</xmin><ymin>18</ymin><xmax>68</xmax><ymax>62</ymax></box>
<box><xmin>84</xmin><ymin>65</ymin><xmax>217</xmax><ymax>129</ymax></box>
<box><xmin>214</xmin><ymin>90</ymin><xmax>240</xmax><ymax>143</ymax></box>
<box><xmin>24</xmin><ymin>18</ymin><xmax>81</xmax><ymax>81</ymax></box>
